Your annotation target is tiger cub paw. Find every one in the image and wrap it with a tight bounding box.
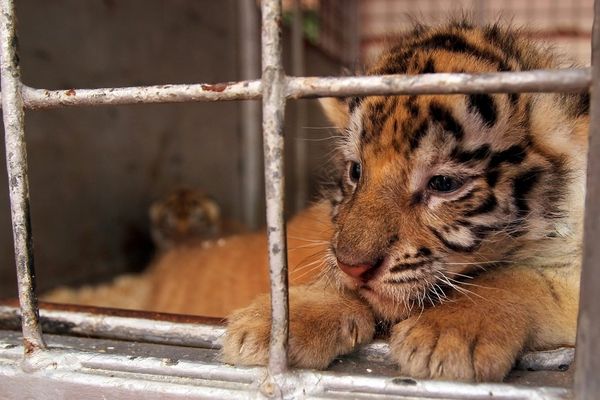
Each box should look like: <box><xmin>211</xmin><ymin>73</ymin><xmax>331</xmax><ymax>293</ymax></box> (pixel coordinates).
<box><xmin>389</xmin><ymin>308</ymin><xmax>525</xmax><ymax>382</ymax></box>
<box><xmin>222</xmin><ymin>290</ymin><xmax>375</xmax><ymax>369</ymax></box>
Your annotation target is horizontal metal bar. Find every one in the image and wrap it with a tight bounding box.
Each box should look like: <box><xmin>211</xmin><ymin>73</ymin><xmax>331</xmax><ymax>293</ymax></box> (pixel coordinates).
<box><xmin>0</xmin><ymin>335</ymin><xmax>571</xmax><ymax>400</ymax></box>
<box><xmin>0</xmin><ymin>304</ymin><xmax>224</xmax><ymax>349</ymax></box>
<box><xmin>12</xmin><ymin>68</ymin><xmax>591</xmax><ymax>110</ymax></box>
<box><xmin>21</xmin><ymin>80</ymin><xmax>263</xmax><ymax>109</ymax></box>
<box><xmin>0</xmin><ymin>303</ymin><xmax>575</xmax><ymax>372</ymax></box>
<box><xmin>285</xmin><ymin>68</ymin><xmax>591</xmax><ymax>98</ymax></box>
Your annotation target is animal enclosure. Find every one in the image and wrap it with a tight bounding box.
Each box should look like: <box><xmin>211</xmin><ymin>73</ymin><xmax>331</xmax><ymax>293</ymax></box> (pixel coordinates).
<box><xmin>0</xmin><ymin>0</ymin><xmax>599</xmax><ymax>398</ymax></box>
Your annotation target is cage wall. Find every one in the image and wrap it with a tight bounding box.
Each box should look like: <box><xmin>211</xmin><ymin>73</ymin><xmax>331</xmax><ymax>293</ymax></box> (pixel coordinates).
<box><xmin>0</xmin><ymin>0</ymin><xmax>343</xmax><ymax>298</ymax></box>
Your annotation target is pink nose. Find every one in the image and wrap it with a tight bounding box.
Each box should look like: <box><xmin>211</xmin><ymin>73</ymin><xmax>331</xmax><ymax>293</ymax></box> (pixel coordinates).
<box><xmin>337</xmin><ymin>260</ymin><xmax>373</xmax><ymax>280</ymax></box>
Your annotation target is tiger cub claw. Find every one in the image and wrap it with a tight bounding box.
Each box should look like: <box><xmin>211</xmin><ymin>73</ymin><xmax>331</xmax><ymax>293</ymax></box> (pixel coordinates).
<box><xmin>222</xmin><ymin>290</ymin><xmax>376</xmax><ymax>369</ymax></box>
<box><xmin>389</xmin><ymin>308</ymin><xmax>525</xmax><ymax>382</ymax></box>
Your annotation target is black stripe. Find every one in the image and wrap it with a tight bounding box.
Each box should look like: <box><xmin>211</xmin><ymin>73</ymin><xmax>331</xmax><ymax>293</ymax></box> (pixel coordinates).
<box><xmin>468</xmin><ymin>94</ymin><xmax>498</xmax><ymax>127</ymax></box>
<box><xmin>384</xmin><ymin>277</ymin><xmax>421</xmax><ymax>285</ymax></box>
<box><xmin>562</xmin><ymin>91</ymin><xmax>590</xmax><ymax>118</ymax></box>
<box><xmin>390</xmin><ymin>260</ymin><xmax>428</xmax><ymax>273</ymax></box>
<box><xmin>349</xmin><ymin>96</ymin><xmax>363</xmax><ymax>113</ymax></box>
<box><xmin>451</xmin><ymin>144</ymin><xmax>491</xmax><ymax>164</ymax></box>
<box><xmin>463</xmin><ymin>194</ymin><xmax>497</xmax><ymax>217</ymax></box>
<box><xmin>456</xmin><ymin>219</ymin><xmax>473</xmax><ymax>227</ymax></box>
<box><xmin>417</xmin><ymin>247</ymin><xmax>432</xmax><ymax>257</ymax></box>
<box><xmin>406</xmin><ymin>96</ymin><xmax>419</xmax><ymax>117</ymax></box>
<box><xmin>409</xmin><ymin>120</ymin><xmax>430</xmax><ymax>151</ymax></box>
<box><xmin>454</xmin><ymin>190</ymin><xmax>475</xmax><ymax>203</ymax></box>
<box><xmin>485</xmin><ymin>169</ymin><xmax>500</xmax><ymax>187</ymax></box>
<box><xmin>513</xmin><ymin>167</ymin><xmax>544</xmax><ymax>218</ymax></box>
<box><xmin>429</xmin><ymin>102</ymin><xmax>464</xmax><ymax>140</ymax></box>
<box><xmin>429</xmin><ymin>227</ymin><xmax>480</xmax><ymax>253</ymax></box>
<box><xmin>419</xmin><ymin>33</ymin><xmax>511</xmax><ymax>72</ymax></box>
<box><xmin>410</xmin><ymin>191</ymin><xmax>424</xmax><ymax>205</ymax></box>
<box><xmin>489</xmin><ymin>145</ymin><xmax>527</xmax><ymax>168</ymax></box>
<box><xmin>422</xmin><ymin>58</ymin><xmax>435</xmax><ymax>73</ymax></box>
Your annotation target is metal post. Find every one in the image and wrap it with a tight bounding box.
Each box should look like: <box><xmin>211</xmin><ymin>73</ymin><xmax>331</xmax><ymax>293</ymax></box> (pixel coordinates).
<box><xmin>575</xmin><ymin>0</ymin><xmax>600</xmax><ymax>397</ymax></box>
<box><xmin>0</xmin><ymin>0</ymin><xmax>45</xmax><ymax>353</ymax></box>
<box><xmin>239</xmin><ymin>0</ymin><xmax>263</xmax><ymax>230</ymax></box>
<box><xmin>261</xmin><ymin>0</ymin><xmax>289</xmax><ymax>379</ymax></box>
<box><xmin>292</xmin><ymin>0</ymin><xmax>308</xmax><ymax>213</ymax></box>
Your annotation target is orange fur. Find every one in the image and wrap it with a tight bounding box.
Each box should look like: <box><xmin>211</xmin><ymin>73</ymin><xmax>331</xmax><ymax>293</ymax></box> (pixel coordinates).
<box><xmin>42</xmin><ymin>202</ymin><xmax>332</xmax><ymax>317</ymax></box>
<box><xmin>222</xmin><ymin>21</ymin><xmax>586</xmax><ymax>382</ymax></box>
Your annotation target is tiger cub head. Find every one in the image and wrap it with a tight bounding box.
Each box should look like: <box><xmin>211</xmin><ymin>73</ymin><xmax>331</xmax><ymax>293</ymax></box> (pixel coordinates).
<box><xmin>149</xmin><ymin>188</ymin><xmax>222</xmax><ymax>251</ymax></box>
<box><xmin>320</xmin><ymin>21</ymin><xmax>589</xmax><ymax>320</ymax></box>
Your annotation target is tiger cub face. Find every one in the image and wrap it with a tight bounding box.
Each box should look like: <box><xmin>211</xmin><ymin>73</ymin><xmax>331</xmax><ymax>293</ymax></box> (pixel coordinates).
<box><xmin>149</xmin><ymin>188</ymin><xmax>222</xmax><ymax>251</ymax></box>
<box><xmin>321</xmin><ymin>22</ymin><xmax>588</xmax><ymax>320</ymax></box>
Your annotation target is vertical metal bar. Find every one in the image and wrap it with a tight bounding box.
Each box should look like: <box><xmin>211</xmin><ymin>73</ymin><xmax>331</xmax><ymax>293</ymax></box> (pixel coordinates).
<box><xmin>575</xmin><ymin>0</ymin><xmax>600</xmax><ymax>398</ymax></box>
<box><xmin>292</xmin><ymin>0</ymin><xmax>308</xmax><ymax>213</ymax></box>
<box><xmin>261</xmin><ymin>0</ymin><xmax>289</xmax><ymax>376</ymax></box>
<box><xmin>0</xmin><ymin>0</ymin><xmax>45</xmax><ymax>353</ymax></box>
<box><xmin>239</xmin><ymin>0</ymin><xmax>263</xmax><ymax>230</ymax></box>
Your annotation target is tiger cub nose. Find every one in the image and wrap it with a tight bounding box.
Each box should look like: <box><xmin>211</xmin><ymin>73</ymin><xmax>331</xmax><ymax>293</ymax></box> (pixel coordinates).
<box><xmin>337</xmin><ymin>259</ymin><xmax>374</xmax><ymax>280</ymax></box>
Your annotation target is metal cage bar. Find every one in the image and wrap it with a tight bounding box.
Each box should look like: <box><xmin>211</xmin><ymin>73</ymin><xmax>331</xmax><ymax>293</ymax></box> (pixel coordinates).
<box><xmin>575</xmin><ymin>0</ymin><xmax>600</xmax><ymax>398</ymax></box>
<box><xmin>0</xmin><ymin>0</ymin><xmax>598</xmax><ymax>397</ymax></box>
<box><xmin>0</xmin><ymin>0</ymin><xmax>45</xmax><ymax>354</ymax></box>
<box><xmin>262</xmin><ymin>0</ymin><xmax>289</xmax><ymax>377</ymax></box>
<box><xmin>11</xmin><ymin>68</ymin><xmax>591</xmax><ymax>110</ymax></box>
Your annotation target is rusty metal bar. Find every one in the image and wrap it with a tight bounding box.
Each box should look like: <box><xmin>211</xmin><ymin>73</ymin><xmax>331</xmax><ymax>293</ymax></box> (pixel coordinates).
<box><xmin>0</xmin><ymin>0</ymin><xmax>45</xmax><ymax>354</ymax></box>
<box><xmin>5</xmin><ymin>68</ymin><xmax>589</xmax><ymax>111</ymax></box>
<box><xmin>0</xmin><ymin>303</ymin><xmax>575</xmax><ymax>372</ymax></box>
<box><xmin>575</xmin><ymin>0</ymin><xmax>600</xmax><ymax>398</ymax></box>
<box><xmin>261</xmin><ymin>0</ymin><xmax>289</xmax><ymax>378</ymax></box>
<box><xmin>285</xmin><ymin>68</ymin><xmax>591</xmax><ymax>98</ymax></box>
<box><xmin>238</xmin><ymin>0</ymin><xmax>263</xmax><ymax>229</ymax></box>
<box><xmin>292</xmin><ymin>0</ymin><xmax>308</xmax><ymax>213</ymax></box>
<box><xmin>0</xmin><ymin>336</ymin><xmax>571</xmax><ymax>400</ymax></box>
<box><xmin>0</xmin><ymin>304</ymin><xmax>224</xmax><ymax>349</ymax></box>
<box><xmin>21</xmin><ymin>81</ymin><xmax>262</xmax><ymax>109</ymax></box>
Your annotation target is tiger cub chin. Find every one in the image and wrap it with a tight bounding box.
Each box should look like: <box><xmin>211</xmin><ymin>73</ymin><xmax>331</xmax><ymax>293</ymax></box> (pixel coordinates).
<box><xmin>222</xmin><ymin>21</ymin><xmax>587</xmax><ymax>382</ymax></box>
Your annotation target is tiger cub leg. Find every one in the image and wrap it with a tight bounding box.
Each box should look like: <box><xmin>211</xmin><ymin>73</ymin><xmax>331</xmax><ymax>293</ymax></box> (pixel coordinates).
<box><xmin>222</xmin><ymin>284</ymin><xmax>375</xmax><ymax>369</ymax></box>
<box><xmin>389</xmin><ymin>265</ymin><xmax>578</xmax><ymax>381</ymax></box>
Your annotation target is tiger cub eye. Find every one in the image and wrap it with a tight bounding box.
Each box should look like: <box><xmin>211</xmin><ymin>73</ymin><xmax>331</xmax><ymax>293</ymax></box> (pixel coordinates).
<box><xmin>428</xmin><ymin>175</ymin><xmax>463</xmax><ymax>193</ymax></box>
<box><xmin>349</xmin><ymin>161</ymin><xmax>362</xmax><ymax>183</ymax></box>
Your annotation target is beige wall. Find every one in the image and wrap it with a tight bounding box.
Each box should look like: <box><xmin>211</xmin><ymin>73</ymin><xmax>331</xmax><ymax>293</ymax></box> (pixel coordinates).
<box><xmin>360</xmin><ymin>0</ymin><xmax>593</xmax><ymax>65</ymax></box>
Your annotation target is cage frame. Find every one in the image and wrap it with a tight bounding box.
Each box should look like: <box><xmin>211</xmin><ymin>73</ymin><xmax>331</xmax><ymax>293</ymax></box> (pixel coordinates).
<box><xmin>0</xmin><ymin>0</ymin><xmax>598</xmax><ymax>398</ymax></box>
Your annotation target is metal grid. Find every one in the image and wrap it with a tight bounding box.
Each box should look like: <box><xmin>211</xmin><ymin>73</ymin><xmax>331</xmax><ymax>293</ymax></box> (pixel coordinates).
<box><xmin>0</xmin><ymin>0</ymin><xmax>598</xmax><ymax>398</ymax></box>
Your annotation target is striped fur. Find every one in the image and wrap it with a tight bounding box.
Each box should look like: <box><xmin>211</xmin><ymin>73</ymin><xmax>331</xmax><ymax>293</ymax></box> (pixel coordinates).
<box><xmin>224</xmin><ymin>21</ymin><xmax>586</xmax><ymax>382</ymax></box>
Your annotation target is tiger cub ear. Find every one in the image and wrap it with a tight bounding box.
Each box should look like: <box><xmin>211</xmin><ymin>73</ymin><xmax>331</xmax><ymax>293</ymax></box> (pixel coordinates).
<box><xmin>319</xmin><ymin>97</ymin><xmax>350</xmax><ymax>129</ymax></box>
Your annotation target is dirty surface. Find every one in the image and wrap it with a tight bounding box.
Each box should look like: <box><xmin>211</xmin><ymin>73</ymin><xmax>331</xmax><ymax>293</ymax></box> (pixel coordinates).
<box><xmin>0</xmin><ymin>329</ymin><xmax>573</xmax><ymax>389</ymax></box>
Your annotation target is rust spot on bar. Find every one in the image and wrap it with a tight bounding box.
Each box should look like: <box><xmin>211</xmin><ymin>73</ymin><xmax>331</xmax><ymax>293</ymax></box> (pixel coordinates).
<box><xmin>201</xmin><ymin>83</ymin><xmax>228</xmax><ymax>92</ymax></box>
<box><xmin>65</xmin><ymin>89</ymin><xmax>76</xmax><ymax>96</ymax></box>
<box><xmin>23</xmin><ymin>338</ymin><xmax>38</xmax><ymax>355</ymax></box>
<box><xmin>0</xmin><ymin>300</ymin><xmax>226</xmax><ymax>326</ymax></box>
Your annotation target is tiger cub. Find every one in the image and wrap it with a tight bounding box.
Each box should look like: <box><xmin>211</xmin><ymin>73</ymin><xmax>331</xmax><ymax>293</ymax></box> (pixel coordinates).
<box><xmin>150</xmin><ymin>188</ymin><xmax>244</xmax><ymax>251</ymax></box>
<box><xmin>223</xmin><ymin>21</ymin><xmax>587</xmax><ymax>382</ymax></box>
